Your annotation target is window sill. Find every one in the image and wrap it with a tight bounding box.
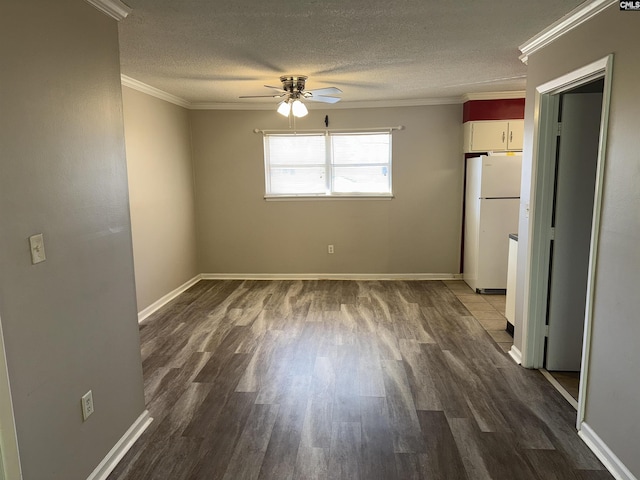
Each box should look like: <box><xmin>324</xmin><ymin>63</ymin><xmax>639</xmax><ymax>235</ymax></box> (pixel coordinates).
<box><xmin>264</xmin><ymin>194</ymin><xmax>394</xmax><ymax>202</ymax></box>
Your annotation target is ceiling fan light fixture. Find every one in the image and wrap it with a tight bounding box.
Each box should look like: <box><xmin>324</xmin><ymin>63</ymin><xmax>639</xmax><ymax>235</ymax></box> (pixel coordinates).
<box><xmin>242</xmin><ymin>75</ymin><xmax>341</xmax><ymax>118</ymax></box>
<box><xmin>291</xmin><ymin>99</ymin><xmax>308</xmax><ymax>118</ymax></box>
<box><xmin>277</xmin><ymin>100</ymin><xmax>291</xmax><ymax>117</ymax></box>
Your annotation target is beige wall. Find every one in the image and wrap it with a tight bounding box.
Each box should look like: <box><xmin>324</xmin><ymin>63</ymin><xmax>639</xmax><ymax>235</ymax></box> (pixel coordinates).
<box><xmin>0</xmin><ymin>2</ymin><xmax>145</xmax><ymax>479</ymax></box>
<box><xmin>189</xmin><ymin>105</ymin><xmax>463</xmax><ymax>275</ymax></box>
<box><xmin>514</xmin><ymin>5</ymin><xmax>639</xmax><ymax>476</ymax></box>
<box><xmin>122</xmin><ymin>87</ymin><xmax>198</xmax><ymax>311</ymax></box>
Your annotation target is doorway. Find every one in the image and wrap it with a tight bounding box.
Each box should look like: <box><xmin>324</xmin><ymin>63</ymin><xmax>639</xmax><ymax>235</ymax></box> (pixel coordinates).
<box><xmin>0</xmin><ymin>315</ymin><xmax>22</xmax><ymax>479</ymax></box>
<box><xmin>521</xmin><ymin>55</ymin><xmax>613</xmax><ymax>428</ymax></box>
<box><xmin>543</xmin><ymin>80</ymin><xmax>604</xmax><ymax>404</ymax></box>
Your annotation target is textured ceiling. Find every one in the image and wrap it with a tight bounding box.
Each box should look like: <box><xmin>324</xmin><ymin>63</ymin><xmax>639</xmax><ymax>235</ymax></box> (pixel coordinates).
<box><xmin>117</xmin><ymin>0</ymin><xmax>584</xmax><ymax>106</ymax></box>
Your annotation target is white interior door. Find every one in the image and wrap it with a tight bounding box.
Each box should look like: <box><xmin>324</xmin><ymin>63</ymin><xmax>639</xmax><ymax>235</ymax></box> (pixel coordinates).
<box><xmin>545</xmin><ymin>92</ymin><xmax>603</xmax><ymax>371</ymax></box>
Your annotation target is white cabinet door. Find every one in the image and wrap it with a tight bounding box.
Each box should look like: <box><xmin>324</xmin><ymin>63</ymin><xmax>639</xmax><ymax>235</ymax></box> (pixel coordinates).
<box><xmin>506</xmin><ymin>120</ymin><xmax>524</xmax><ymax>150</ymax></box>
<box><xmin>467</xmin><ymin>121</ymin><xmax>508</xmax><ymax>152</ymax></box>
<box><xmin>464</xmin><ymin>120</ymin><xmax>523</xmax><ymax>153</ymax></box>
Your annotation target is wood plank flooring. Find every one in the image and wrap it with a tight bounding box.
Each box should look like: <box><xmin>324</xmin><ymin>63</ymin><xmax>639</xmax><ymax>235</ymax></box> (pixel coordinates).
<box><xmin>107</xmin><ymin>280</ymin><xmax>612</xmax><ymax>480</ymax></box>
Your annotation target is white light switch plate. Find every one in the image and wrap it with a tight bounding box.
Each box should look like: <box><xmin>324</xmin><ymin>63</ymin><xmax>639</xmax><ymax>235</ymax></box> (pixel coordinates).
<box><xmin>81</xmin><ymin>390</ymin><xmax>94</xmax><ymax>421</ymax></box>
<box><xmin>29</xmin><ymin>234</ymin><xmax>46</xmax><ymax>264</ymax></box>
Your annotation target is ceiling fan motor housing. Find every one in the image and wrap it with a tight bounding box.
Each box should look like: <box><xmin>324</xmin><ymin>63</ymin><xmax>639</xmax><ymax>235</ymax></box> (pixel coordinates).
<box><xmin>280</xmin><ymin>75</ymin><xmax>308</xmax><ymax>97</ymax></box>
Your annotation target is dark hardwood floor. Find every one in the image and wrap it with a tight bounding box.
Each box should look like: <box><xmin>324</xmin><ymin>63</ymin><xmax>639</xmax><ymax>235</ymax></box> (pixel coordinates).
<box><xmin>107</xmin><ymin>280</ymin><xmax>612</xmax><ymax>480</ymax></box>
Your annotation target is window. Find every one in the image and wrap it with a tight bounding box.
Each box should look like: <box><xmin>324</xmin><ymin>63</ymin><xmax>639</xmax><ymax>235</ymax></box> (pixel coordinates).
<box><xmin>264</xmin><ymin>131</ymin><xmax>392</xmax><ymax>197</ymax></box>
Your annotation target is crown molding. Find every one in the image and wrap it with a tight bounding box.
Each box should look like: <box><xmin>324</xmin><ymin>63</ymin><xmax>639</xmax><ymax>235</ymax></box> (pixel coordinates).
<box><xmin>519</xmin><ymin>0</ymin><xmax>616</xmax><ymax>64</ymax></box>
<box><xmin>120</xmin><ymin>75</ymin><xmax>191</xmax><ymax>108</ymax></box>
<box><xmin>190</xmin><ymin>97</ymin><xmax>463</xmax><ymax>110</ymax></box>
<box><xmin>462</xmin><ymin>91</ymin><xmax>526</xmax><ymax>102</ymax></box>
<box><xmin>190</xmin><ymin>102</ymin><xmax>277</xmax><ymax>110</ymax></box>
<box><xmin>84</xmin><ymin>0</ymin><xmax>132</xmax><ymax>21</ymax></box>
<box><xmin>321</xmin><ymin>97</ymin><xmax>463</xmax><ymax>108</ymax></box>
<box><xmin>121</xmin><ymin>75</ymin><xmax>523</xmax><ymax>111</ymax></box>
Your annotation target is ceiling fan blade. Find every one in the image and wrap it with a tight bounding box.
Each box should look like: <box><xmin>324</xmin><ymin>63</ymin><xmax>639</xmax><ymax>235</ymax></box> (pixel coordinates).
<box><xmin>239</xmin><ymin>94</ymin><xmax>285</xmax><ymax>99</ymax></box>
<box><xmin>306</xmin><ymin>95</ymin><xmax>341</xmax><ymax>104</ymax></box>
<box><xmin>264</xmin><ymin>85</ymin><xmax>287</xmax><ymax>92</ymax></box>
<box><xmin>306</xmin><ymin>87</ymin><xmax>342</xmax><ymax>96</ymax></box>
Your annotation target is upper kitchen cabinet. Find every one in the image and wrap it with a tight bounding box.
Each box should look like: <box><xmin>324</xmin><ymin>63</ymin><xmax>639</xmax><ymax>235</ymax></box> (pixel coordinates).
<box><xmin>463</xmin><ymin>120</ymin><xmax>524</xmax><ymax>152</ymax></box>
<box><xmin>462</xmin><ymin>97</ymin><xmax>525</xmax><ymax>153</ymax></box>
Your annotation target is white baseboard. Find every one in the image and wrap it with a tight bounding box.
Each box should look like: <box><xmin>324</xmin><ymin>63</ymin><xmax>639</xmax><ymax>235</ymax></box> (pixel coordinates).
<box><xmin>137</xmin><ymin>274</ymin><xmax>202</xmax><ymax>323</ymax></box>
<box><xmin>508</xmin><ymin>345</ymin><xmax>522</xmax><ymax>365</ymax></box>
<box><xmin>579</xmin><ymin>422</ymin><xmax>637</xmax><ymax>480</ymax></box>
<box><xmin>200</xmin><ymin>273</ymin><xmax>462</xmax><ymax>281</ymax></box>
<box><xmin>86</xmin><ymin>410</ymin><xmax>153</xmax><ymax>480</ymax></box>
<box><xmin>137</xmin><ymin>273</ymin><xmax>463</xmax><ymax>323</ymax></box>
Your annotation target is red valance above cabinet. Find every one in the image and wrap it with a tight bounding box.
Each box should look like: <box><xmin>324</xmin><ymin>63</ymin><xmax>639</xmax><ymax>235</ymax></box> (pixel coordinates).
<box><xmin>463</xmin><ymin>99</ymin><xmax>525</xmax><ymax>123</ymax></box>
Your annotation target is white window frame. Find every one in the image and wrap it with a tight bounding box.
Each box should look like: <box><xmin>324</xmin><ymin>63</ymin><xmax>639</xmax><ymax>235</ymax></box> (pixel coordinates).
<box><xmin>263</xmin><ymin>129</ymin><xmax>394</xmax><ymax>199</ymax></box>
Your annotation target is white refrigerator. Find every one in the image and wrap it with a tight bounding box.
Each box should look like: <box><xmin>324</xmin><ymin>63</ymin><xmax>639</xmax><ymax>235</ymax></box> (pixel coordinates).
<box><xmin>463</xmin><ymin>155</ymin><xmax>522</xmax><ymax>293</ymax></box>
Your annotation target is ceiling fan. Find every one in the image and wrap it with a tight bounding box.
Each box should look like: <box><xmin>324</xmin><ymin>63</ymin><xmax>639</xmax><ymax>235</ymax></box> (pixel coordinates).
<box><xmin>240</xmin><ymin>75</ymin><xmax>342</xmax><ymax>117</ymax></box>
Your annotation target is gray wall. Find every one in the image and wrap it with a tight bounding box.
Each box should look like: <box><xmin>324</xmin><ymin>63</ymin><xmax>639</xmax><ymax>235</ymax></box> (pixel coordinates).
<box><xmin>122</xmin><ymin>87</ymin><xmax>199</xmax><ymax>311</ymax></box>
<box><xmin>514</xmin><ymin>5</ymin><xmax>639</xmax><ymax>476</ymax></box>
<box><xmin>0</xmin><ymin>2</ymin><xmax>145</xmax><ymax>479</ymax></box>
<box><xmin>190</xmin><ymin>105</ymin><xmax>463</xmax><ymax>275</ymax></box>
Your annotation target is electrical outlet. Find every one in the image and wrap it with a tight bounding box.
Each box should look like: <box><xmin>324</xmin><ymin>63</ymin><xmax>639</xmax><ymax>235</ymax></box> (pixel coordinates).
<box><xmin>328</xmin><ymin>244</ymin><xmax>334</xmax><ymax>254</ymax></box>
<box><xmin>29</xmin><ymin>233</ymin><xmax>46</xmax><ymax>264</ymax></box>
<box><xmin>81</xmin><ymin>390</ymin><xmax>94</xmax><ymax>421</ymax></box>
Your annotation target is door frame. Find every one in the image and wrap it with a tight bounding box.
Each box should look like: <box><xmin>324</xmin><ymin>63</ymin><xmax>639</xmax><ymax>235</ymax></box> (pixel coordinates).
<box><xmin>520</xmin><ymin>55</ymin><xmax>613</xmax><ymax>428</ymax></box>
<box><xmin>0</xmin><ymin>314</ymin><xmax>22</xmax><ymax>479</ymax></box>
